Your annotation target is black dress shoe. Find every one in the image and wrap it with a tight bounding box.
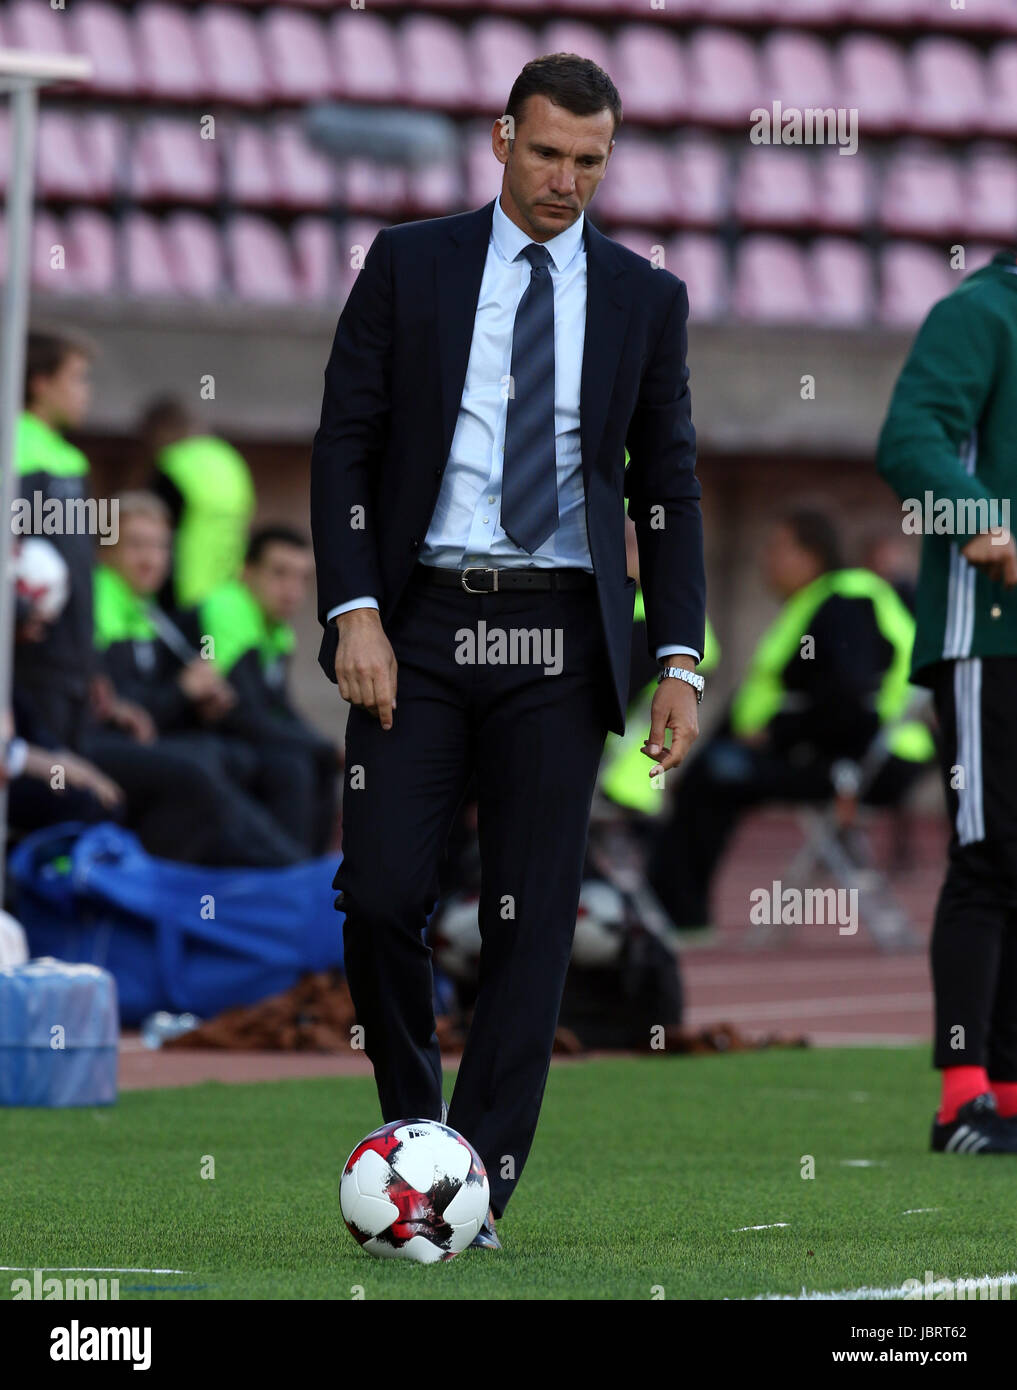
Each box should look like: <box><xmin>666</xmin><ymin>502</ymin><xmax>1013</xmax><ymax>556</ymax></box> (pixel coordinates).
<box><xmin>931</xmin><ymin>1092</ymin><xmax>1017</xmax><ymax>1154</ymax></box>
<box><xmin>469</xmin><ymin>1207</ymin><xmax>502</xmax><ymax>1250</ymax></box>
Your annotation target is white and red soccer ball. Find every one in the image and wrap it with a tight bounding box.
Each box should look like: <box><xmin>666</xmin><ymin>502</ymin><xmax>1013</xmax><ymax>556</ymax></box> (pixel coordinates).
<box><xmin>340</xmin><ymin>1118</ymin><xmax>490</xmax><ymax>1262</ymax></box>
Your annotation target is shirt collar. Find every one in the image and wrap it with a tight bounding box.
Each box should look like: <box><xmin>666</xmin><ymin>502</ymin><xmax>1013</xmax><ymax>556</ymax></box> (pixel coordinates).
<box><xmin>492</xmin><ymin>194</ymin><xmax>584</xmax><ymax>274</ymax></box>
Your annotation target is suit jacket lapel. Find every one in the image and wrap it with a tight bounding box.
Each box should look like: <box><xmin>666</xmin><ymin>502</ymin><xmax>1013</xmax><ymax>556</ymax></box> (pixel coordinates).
<box><xmin>580</xmin><ymin>217</ymin><xmax>629</xmax><ymax>491</ymax></box>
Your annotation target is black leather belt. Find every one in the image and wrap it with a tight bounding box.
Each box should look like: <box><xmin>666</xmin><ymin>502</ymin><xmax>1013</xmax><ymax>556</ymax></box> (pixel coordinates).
<box><xmin>413</xmin><ymin>564</ymin><xmax>595</xmax><ymax>594</ymax></box>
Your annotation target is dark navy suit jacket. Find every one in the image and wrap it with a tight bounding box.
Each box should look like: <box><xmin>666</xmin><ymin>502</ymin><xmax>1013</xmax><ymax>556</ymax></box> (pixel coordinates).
<box><xmin>310</xmin><ymin>197</ymin><xmax>705</xmax><ymax>737</ymax></box>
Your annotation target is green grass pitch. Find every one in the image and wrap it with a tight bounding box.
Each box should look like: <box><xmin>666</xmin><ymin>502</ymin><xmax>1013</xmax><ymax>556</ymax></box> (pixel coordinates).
<box><xmin>3</xmin><ymin>1048</ymin><xmax>1014</xmax><ymax>1300</ymax></box>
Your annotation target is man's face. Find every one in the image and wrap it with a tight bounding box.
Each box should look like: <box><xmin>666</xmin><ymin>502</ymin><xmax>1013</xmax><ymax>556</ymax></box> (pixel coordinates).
<box><xmin>762</xmin><ymin>523</ymin><xmax>820</xmax><ymax>599</ymax></box>
<box><xmin>245</xmin><ymin>543</ymin><xmax>312</xmax><ymax>623</ymax></box>
<box><xmin>30</xmin><ymin>351</ymin><xmax>92</xmax><ymax>429</ymax></box>
<box><xmin>111</xmin><ymin>514</ymin><xmax>172</xmax><ymax>597</ymax></box>
<box><xmin>492</xmin><ymin>95</ymin><xmax>615</xmax><ymax>243</ymax></box>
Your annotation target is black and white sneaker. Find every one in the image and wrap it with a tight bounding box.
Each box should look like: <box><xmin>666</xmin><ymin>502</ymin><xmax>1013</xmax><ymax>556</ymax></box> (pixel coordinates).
<box><xmin>931</xmin><ymin>1092</ymin><xmax>1017</xmax><ymax>1154</ymax></box>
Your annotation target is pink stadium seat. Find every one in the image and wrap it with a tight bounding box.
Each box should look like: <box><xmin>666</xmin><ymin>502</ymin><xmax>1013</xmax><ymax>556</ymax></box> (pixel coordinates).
<box><xmin>813</xmin><ymin>149</ymin><xmax>872</xmax><ymax>231</ymax></box>
<box><xmin>672</xmin><ymin>134</ymin><xmax>730</xmax><ymax>228</ymax></box>
<box><xmin>63</xmin><ymin>208</ymin><xmax>116</xmax><ymax>294</ymax></box>
<box><xmin>810</xmin><ymin>237</ymin><xmax>874</xmax><ymax>326</ymax></box>
<box><xmin>732</xmin><ymin>236</ymin><xmax>812</xmax><ymax>324</ymax></box>
<box><xmin>689</xmin><ymin>0</ymin><xmax>773</xmax><ymax>19</ymax></box>
<box><xmin>610</xmin><ymin>227</ymin><xmax>664</xmax><ymax>260</ymax></box>
<box><xmin>134</xmin><ymin>3</ymin><xmax>206</xmax><ymax>102</ymax></box>
<box><xmin>226</xmin><ymin>123</ymin><xmax>278</xmax><ymax>207</ymax></box>
<box><xmin>292</xmin><ymin>216</ymin><xmax>337</xmax><ymax>302</ymax></box>
<box><xmin>7</xmin><ymin>0</ymin><xmax>68</xmax><ymax>57</ymax></box>
<box><xmin>686</xmin><ymin>29</ymin><xmax>764</xmax><ymax>127</ymax></box>
<box><xmin>262</xmin><ymin>10</ymin><xmax>334</xmax><ymax>104</ymax></box>
<box><xmin>612</xmin><ymin>25</ymin><xmax>686</xmax><ymax>124</ymax></box>
<box><xmin>594</xmin><ymin>139</ymin><xmax>679</xmax><ymax>225</ymax></box>
<box><xmin>667</xmin><ymin>232</ymin><xmax>728</xmax><ymax>322</ymax></box>
<box><xmin>124</xmin><ymin>211</ymin><xmax>176</xmax><ymax>296</ymax></box>
<box><xmin>163</xmin><ymin>211</ymin><xmax>224</xmax><ymax>298</ymax></box>
<box><xmin>227</xmin><ymin>214</ymin><xmax>296</xmax><ymax>302</ymax></box>
<box><xmin>542</xmin><ymin>21</ymin><xmax>612</xmax><ymax>74</ymax></box>
<box><xmin>761</xmin><ymin>31</ymin><xmax>837</xmax><ymax>110</ymax></box>
<box><xmin>965</xmin><ymin>145</ymin><xmax>1017</xmax><ymax>241</ymax></box>
<box><xmin>336</xmin><ymin>218</ymin><xmax>386</xmax><ymax>302</ymax></box>
<box><xmin>36</xmin><ymin>113</ymin><xmax>95</xmax><ymax>200</ymax></box>
<box><xmin>837</xmin><ymin>35</ymin><xmax>911</xmax><ymax>134</ymax></box>
<box><xmin>766</xmin><ymin>0</ymin><xmax>847</xmax><ymax>22</ymax></box>
<box><xmin>131</xmin><ymin>118</ymin><xmax>220</xmax><ymax>204</ymax></box>
<box><xmin>401</xmin><ymin>16</ymin><xmax>476</xmax><ymax>112</ymax></box>
<box><xmin>32</xmin><ymin>212</ymin><xmax>69</xmax><ymax>295</ymax></box>
<box><xmin>935</xmin><ymin>0</ymin><xmax>1016</xmax><ymax>29</ymax></box>
<box><xmin>465</xmin><ymin>122</ymin><xmax>505</xmax><ymax>207</ymax></box>
<box><xmin>469</xmin><ymin>19</ymin><xmax>538</xmax><ymax>116</ymax></box>
<box><xmin>407</xmin><ymin>159</ymin><xmax>465</xmax><ymax>217</ymax></box>
<box><xmin>331</xmin><ymin>12</ymin><xmax>402</xmax><ymax>104</ymax></box>
<box><xmin>79</xmin><ymin>114</ymin><xmax>123</xmax><ymax>201</ymax></box>
<box><xmin>72</xmin><ymin>1</ymin><xmax>139</xmax><ymax>99</ymax></box>
<box><xmin>194</xmin><ymin>8</ymin><xmax>269</xmax><ymax>107</ymax></box>
<box><xmin>880</xmin><ymin>146</ymin><xmax>964</xmax><ymax>237</ymax></box>
<box><xmin>986</xmin><ymin>44</ymin><xmax>1017</xmax><ymax>136</ymax></box>
<box><xmin>341</xmin><ymin>160</ymin><xmax>407</xmax><ymax>217</ymax></box>
<box><xmin>878</xmin><ymin>242</ymin><xmax>956</xmax><ymax>328</ymax></box>
<box><xmin>734</xmin><ymin>148</ymin><xmax>815</xmax><ymax>229</ymax></box>
<box><xmin>910</xmin><ymin>38</ymin><xmax>986</xmax><ymax>136</ymax></box>
<box><xmin>273</xmin><ymin>121</ymin><xmax>336</xmax><ymax>210</ymax></box>
<box><xmin>850</xmin><ymin>0</ymin><xmax>926</xmax><ymax>24</ymax></box>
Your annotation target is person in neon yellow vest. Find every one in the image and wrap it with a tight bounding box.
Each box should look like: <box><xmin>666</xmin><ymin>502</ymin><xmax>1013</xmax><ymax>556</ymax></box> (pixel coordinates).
<box><xmin>645</xmin><ymin>506</ymin><xmax>935</xmax><ymax>933</ymax></box>
<box><xmin>140</xmin><ymin>396</ymin><xmax>256</xmax><ymax>609</ymax></box>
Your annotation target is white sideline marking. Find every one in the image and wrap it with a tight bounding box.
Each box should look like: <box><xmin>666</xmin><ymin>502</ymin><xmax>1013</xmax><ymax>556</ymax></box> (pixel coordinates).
<box><xmin>840</xmin><ymin>1159</ymin><xmax>885</xmax><ymax>1167</ymax></box>
<box><xmin>733</xmin><ymin>1223</ymin><xmax>790</xmax><ymax>1232</ymax></box>
<box><xmin>751</xmin><ymin>1271</ymin><xmax>1017</xmax><ymax>1301</ymax></box>
<box><xmin>902</xmin><ymin>1208</ymin><xmax>939</xmax><ymax>1215</ymax></box>
<box><xmin>1</xmin><ymin>1265</ymin><xmax>189</xmax><ymax>1275</ymax></box>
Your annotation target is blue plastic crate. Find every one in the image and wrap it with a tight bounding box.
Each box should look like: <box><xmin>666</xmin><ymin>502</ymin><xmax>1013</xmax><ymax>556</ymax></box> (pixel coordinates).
<box><xmin>0</xmin><ymin>957</ymin><xmax>118</xmax><ymax>1107</ymax></box>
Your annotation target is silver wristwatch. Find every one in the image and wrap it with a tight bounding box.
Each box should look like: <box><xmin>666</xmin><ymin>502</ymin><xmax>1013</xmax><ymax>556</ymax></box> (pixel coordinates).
<box><xmin>657</xmin><ymin>665</ymin><xmax>705</xmax><ymax>703</ymax></box>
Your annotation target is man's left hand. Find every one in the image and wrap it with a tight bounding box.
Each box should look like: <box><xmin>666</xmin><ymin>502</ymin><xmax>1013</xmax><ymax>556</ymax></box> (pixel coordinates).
<box><xmin>642</xmin><ymin>669</ymin><xmax>700</xmax><ymax>778</ymax></box>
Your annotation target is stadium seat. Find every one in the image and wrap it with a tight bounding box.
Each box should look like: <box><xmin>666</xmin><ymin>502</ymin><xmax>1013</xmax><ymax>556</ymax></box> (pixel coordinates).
<box><xmin>63</xmin><ymin>207</ymin><xmax>117</xmax><ymax>295</ymax></box>
<box><xmin>878</xmin><ymin>242</ymin><xmax>956</xmax><ymax>328</ymax></box>
<box><xmin>764</xmin><ymin>0</ymin><xmax>847</xmax><ymax>21</ymax></box>
<box><xmin>72</xmin><ymin>1</ymin><xmax>139</xmax><ymax>99</ymax></box>
<box><xmin>407</xmin><ymin>159</ymin><xmax>466</xmax><ymax>217</ymax></box>
<box><xmin>965</xmin><ymin>145</ymin><xmax>1017</xmax><ymax>241</ymax></box>
<box><xmin>82</xmin><ymin>114</ymin><xmax>123</xmax><ymax>202</ymax></box>
<box><xmin>935</xmin><ymin>0</ymin><xmax>1017</xmax><ymax>29</ymax></box>
<box><xmin>880</xmin><ymin>146</ymin><xmax>964</xmax><ymax>237</ymax></box>
<box><xmin>671</xmin><ymin>134</ymin><xmax>730</xmax><ymax>228</ymax></box>
<box><xmin>340</xmin><ymin>160</ymin><xmax>407</xmax><ymax>217</ymax></box>
<box><xmin>689</xmin><ymin>0</ymin><xmax>774</xmax><ymax>19</ymax></box>
<box><xmin>469</xmin><ymin>18</ymin><xmax>538</xmax><ymax>116</ymax></box>
<box><xmin>594</xmin><ymin>139</ymin><xmax>679</xmax><ymax>225</ymax></box>
<box><xmin>262</xmin><ymin>10</ymin><xmax>335</xmax><ymax>104</ymax></box>
<box><xmin>465</xmin><ymin>122</ymin><xmax>507</xmax><ymax>207</ymax></box>
<box><xmin>291</xmin><ymin>216</ymin><xmax>337</xmax><ymax>302</ymax></box>
<box><xmin>131</xmin><ymin>118</ymin><xmax>220</xmax><ymax>204</ymax></box>
<box><xmin>336</xmin><ymin>218</ymin><xmax>386</xmax><ymax>301</ymax></box>
<box><xmin>273</xmin><ymin>120</ymin><xmax>337</xmax><ymax>210</ymax></box>
<box><xmin>194</xmin><ymin>7</ymin><xmax>270</xmax><ymax>107</ymax></box>
<box><xmin>685</xmin><ymin>28</ymin><xmax>764</xmax><ymax>126</ymax></box>
<box><xmin>331</xmin><ymin>11</ymin><xmax>402</xmax><ymax>104</ymax></box>
<box><xmin>612</xmin><ymin>25</ymin><xmax>687</xmax><ymax>124</ymax></box>
<box><xmin>813</xmin><ymin>149</ymin><xmax>872</xmax><ymax>231</ymax></box>
<box><xmin>910</xmin><ymin>38</ymin><xmax>987</xmax><ymax>136</ymax></box>
<box><xmin>31</xmin><ymin>210</ymin><xmax>68</xmax><ymax>294</ymax></box>
<box><xmin>850</xmin><ymin>0</ymin><xmax>926</xmax><ymax>24</ymax></box>
<box><xmin>542</xmin><ymin>21</ymin><xmax>612</xmax><ymax>74</ymax></box>
<box><xmin>36</xmin><ymin>113</ymin><xmax>95</xmax><ymax>201</ymax></box>
<box><xmin>667</xmin><ymin>231</ymin><xmax>729</xmax><ymax>322</ymax></box>
<box><xmin>163</xmin><ymin>211</ymin><xmax>225</xmax><ymax>298</ymax></box>
<box><xmin>837</xmin><ymin>34</ymin><xmax>911</xmax><ymax>134</ymax></box>
<box><xmin>734</xmin><ymin>148</ymin><xmax>816</xmax><ymax>229</ymax></box>
<box><xmin>810</xmin><ymin>237</ymin><xmax>874</xmax><ymax>326</ymax></box>
<box><xmin>124</xmin><ymin>210</ymin><xmax>177</xmax><ymax>296</ymax></box>
<box><xmin>761</xmin><ymin>30</ymin><xmax>838</xmax><ymax>110</ymax></box>
<box><xmin>6</xmin><ymin>0</ymin><xmax>68</xmax><ymax>56</ymax></box>
<box><xmin>986</xmin><ymin>43</ymin><xmax>1017</xmax><ymax>136</ymax></box>
<box><xmin>227</xmin><ymin>214</ymin><xmax>296</xmax><ymax>301</ymax></box>
<box><xmin>226</xmin><ymin>123</ymin><xmax>279</xmax><ymax>207</ymax></box>
<box><xmin>134</xmin><ymin>3</ymin><xmax>207</xmax><ymax>102</ymax></box>
<box><xmin>732</xmin><ymin>236</ymin><xmax>812</xmax><ymax>323</ymax></box>
<box><xmin>401</xmin><ymin>16</ymin><xmax>476</xmax><ymax>112</ymax></box>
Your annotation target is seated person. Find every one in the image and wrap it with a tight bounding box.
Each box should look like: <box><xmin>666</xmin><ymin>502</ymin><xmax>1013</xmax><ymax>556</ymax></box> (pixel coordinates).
<box><xmin>646</xmin><ymin>506</ymin><xmax>934</xmax><ymax>932</ymax></box>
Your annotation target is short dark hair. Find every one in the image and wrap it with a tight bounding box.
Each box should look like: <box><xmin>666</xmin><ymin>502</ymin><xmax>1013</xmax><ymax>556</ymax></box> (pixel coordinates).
<box><xmin>505</xmin><ymin>53</ymin><xmax>622</xmax><ymax>141</ymax></box>
<box><xmin>779</xmin><ymin>506</ymin><xmax>844</xmax><ymax>574</ymax></box>
<box><xmin>246</xmin><ymin>525</ymin><xmax>310</xmax><ymax>567</ymax></box>
<box><xmin>138</xmin><ymin>394</ymin><xmax>192</xmax><ymax>443</ymax></box>
<box><xmin>24</xmin><ymin>329</ymin><xmax>96</xmax><ymax>406</ymax></box>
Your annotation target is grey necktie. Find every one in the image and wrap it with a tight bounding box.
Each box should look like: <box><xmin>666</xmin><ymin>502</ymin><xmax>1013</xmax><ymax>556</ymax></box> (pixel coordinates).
<box><xmin>501</xmin><ymin>242</ymin><xmax>559</xmax><ymax>554</ymax></box>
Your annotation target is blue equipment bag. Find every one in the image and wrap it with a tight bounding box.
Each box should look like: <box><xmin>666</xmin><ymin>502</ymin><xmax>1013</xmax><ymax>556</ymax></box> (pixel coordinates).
<box><xmin>8</xmin><ymin>823</ymin><xmax>345</xmax><ymax>1025</ymax></box>
<box><xmin>0</xmin><ymin>957</ymin><xmax>118</xmax><ymax>1106</ymax></box>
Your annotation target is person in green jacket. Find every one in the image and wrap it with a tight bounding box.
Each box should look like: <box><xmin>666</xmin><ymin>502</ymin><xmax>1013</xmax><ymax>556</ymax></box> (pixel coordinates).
<box><xmin>876</xmin><ymin>246</ymin><xmax>1017</xmax><ymax>1155</ymax></box>
<box><xmin>646</xmin><ymin>506</ymin><xmax>933</xmax><ymax>936</ymax></box>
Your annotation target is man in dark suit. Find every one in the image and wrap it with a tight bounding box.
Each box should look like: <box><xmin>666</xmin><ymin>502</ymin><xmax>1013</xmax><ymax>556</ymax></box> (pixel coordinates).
<box><xmin>310</xmin><ymin>54</ymin><xmax>707</xmax><ymax>1246</ymax></box>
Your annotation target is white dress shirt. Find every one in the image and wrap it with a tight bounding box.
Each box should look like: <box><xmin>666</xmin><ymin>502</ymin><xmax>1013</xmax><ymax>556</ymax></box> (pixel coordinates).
<box><xmin>328</xmin><ymin>195</ymin><xmax>698</xmax><ymax>664</ymax></box>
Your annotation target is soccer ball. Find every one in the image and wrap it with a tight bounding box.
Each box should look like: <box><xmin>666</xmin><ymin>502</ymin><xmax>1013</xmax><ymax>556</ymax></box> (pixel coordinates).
<box><xmin>339</xmin><ymin>1118</ymin><xmax>490</xmax><ymax>1262</ymax></box>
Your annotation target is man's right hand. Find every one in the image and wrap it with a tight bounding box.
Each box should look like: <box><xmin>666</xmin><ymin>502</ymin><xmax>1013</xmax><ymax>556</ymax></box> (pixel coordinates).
<box><xmin>334</xmin><ymin>608</ymin><xmax>398</xmax><ymax>729</ymax></box>
<box><xmin>961</xmin><ymin>529</ymin><xmax>1017</xmax><ymax>588</ymax></box>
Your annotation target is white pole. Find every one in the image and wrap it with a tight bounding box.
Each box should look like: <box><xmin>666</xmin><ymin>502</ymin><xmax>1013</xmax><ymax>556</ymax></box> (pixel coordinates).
<box><xmin>0</xmin><ymin>78</ymin><xmax>40</xmax><ymax>900</ymax></box>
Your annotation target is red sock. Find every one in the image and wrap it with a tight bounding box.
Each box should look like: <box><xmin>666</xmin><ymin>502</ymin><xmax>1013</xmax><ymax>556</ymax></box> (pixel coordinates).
<box><xmin>938</xmin><ymin>1066</ymin><xmax>990</xmax><ymax>1124</ymax></box>
<box><xmin>990</xmin><ymin>1081</ymin><xmax>1017</xmax><ymax>1118</ymax></box>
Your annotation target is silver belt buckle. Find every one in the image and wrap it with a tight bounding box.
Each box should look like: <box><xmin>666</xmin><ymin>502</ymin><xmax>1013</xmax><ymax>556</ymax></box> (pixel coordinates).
<box><xmin>461</xmin><ymin>567</ymin><xmax>498</xmax><ymax>594</ymax></box>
